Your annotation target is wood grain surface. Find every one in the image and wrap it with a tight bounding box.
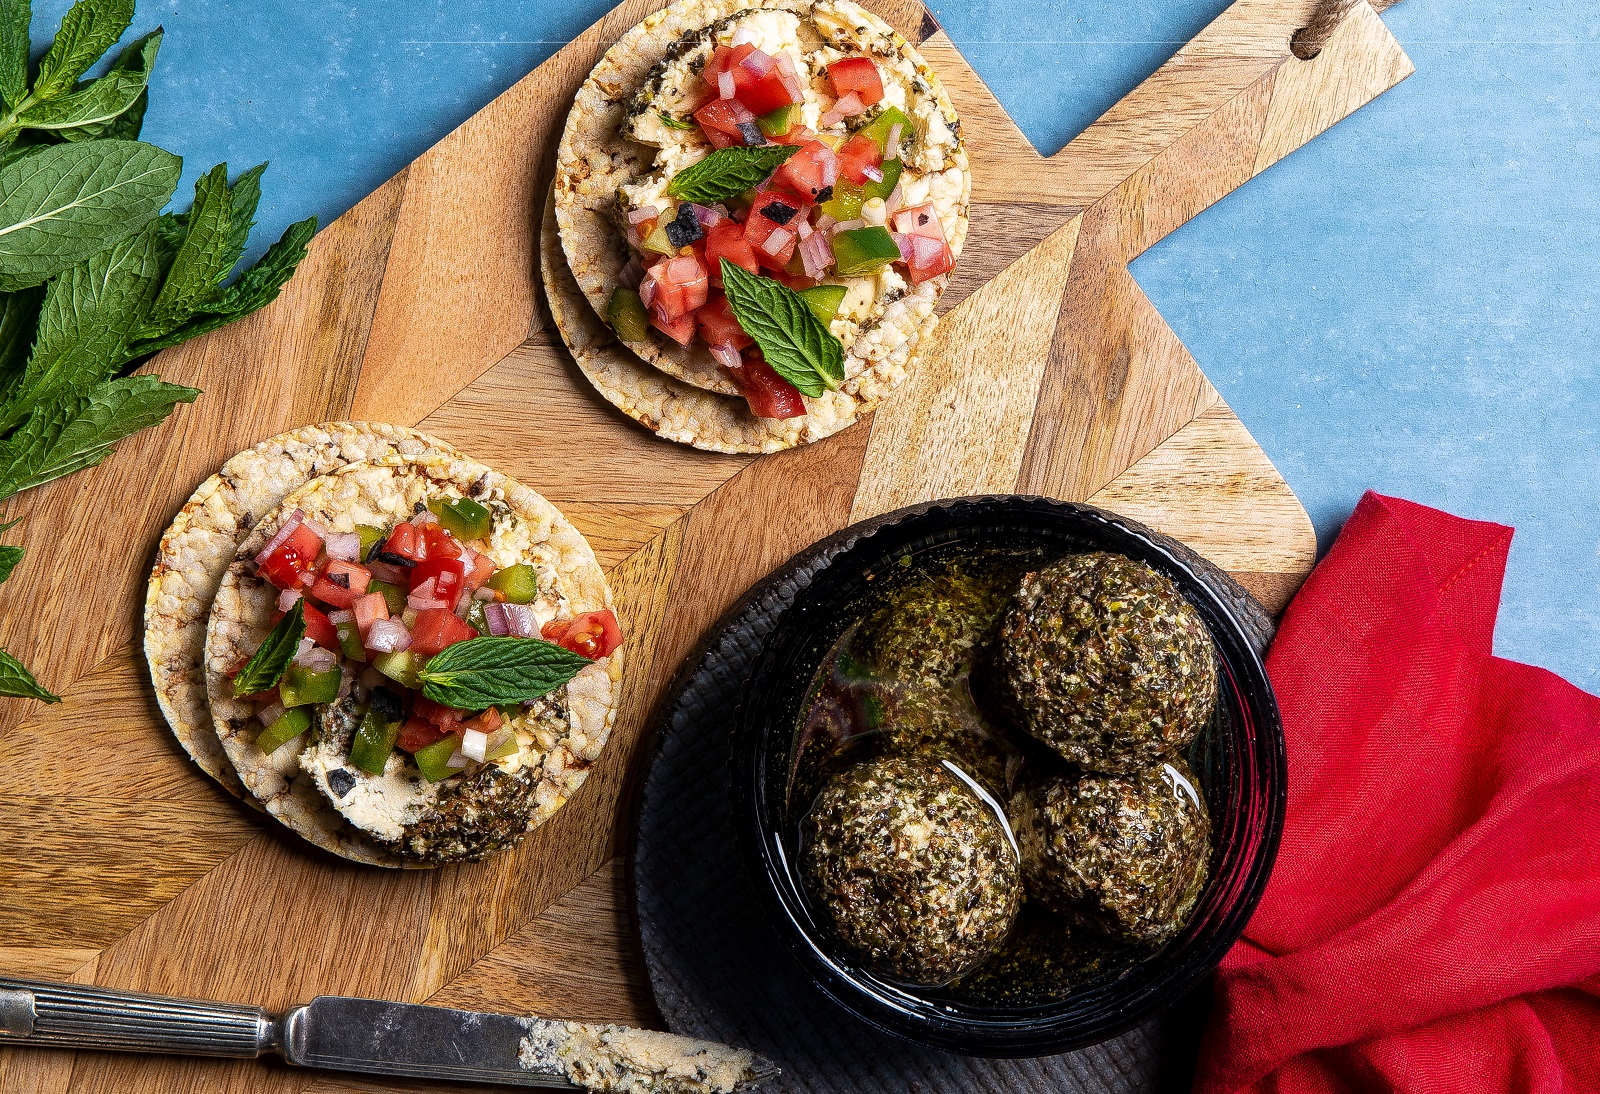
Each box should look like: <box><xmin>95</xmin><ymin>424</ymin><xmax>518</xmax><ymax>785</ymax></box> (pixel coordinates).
<box><xmin>0</xmin><ymin>1</ymin><xmax>1410</xmax><ymax>1090</ymax></box>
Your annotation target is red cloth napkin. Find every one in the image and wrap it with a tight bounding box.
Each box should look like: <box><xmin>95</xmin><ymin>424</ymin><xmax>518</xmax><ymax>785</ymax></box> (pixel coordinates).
<box><xmin>1195</xmin><ymin>491</ymin><xmax>1600</xmax><ymax>1093</ymax></box>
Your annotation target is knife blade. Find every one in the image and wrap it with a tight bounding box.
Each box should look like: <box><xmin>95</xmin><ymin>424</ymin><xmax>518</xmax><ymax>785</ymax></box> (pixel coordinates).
<box><xmin>0</xmin><ymin>978</ymin><xmax>776</xmax><ymax>1092</ymax></box>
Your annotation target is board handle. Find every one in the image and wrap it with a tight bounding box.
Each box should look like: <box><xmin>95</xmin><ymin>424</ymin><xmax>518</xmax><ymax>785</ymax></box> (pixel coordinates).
<box><xmin>0</xmin><ymin>977</ymin><xmax>278</xmax><ymax>1059</ymax></box>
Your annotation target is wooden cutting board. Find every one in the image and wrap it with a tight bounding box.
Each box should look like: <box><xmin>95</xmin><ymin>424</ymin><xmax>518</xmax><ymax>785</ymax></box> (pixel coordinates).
<box><xmin>0</xmin><ymin>1</ymin><xmax>1410</xmax><ymax>1090</ymax></box>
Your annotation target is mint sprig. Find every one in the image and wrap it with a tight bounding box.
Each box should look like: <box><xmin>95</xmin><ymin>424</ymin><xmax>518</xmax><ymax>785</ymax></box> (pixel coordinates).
<box><xmin>719</xmin><ymin>260</ymin><xmax>843</xmax><ymax>398</ymax></box>
<box><xmin>232</xmin><ymin>599</ymin><xmax>305</xmax><ymax>699</ymax></box>
<box><xmin>666</xmin><ymin>144</ymin><xmax>799</xmax><ymax>205</ymax></box>
<box><xmin>418</xmin><ymin>637</ymin><xmax>592</xmax><ymax>710</ymax></box>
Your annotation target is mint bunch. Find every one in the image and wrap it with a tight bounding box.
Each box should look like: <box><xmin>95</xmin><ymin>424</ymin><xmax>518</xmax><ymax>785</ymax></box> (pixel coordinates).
<box><xmin>0</xmin><ymin>0</ymin><xmax>320</xmax><ymax>701</ymax></box>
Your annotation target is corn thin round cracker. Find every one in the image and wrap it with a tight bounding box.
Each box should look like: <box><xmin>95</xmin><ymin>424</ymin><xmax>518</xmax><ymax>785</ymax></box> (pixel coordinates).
<box><xmin>205</xmin><ymin>453</ymin><xmax>622</xmax><ymax>868</ymax></box>
<box><xmin>144</xmin><ymin>423</ymin><xmax>464</xmax><ymax>801</ymax></box>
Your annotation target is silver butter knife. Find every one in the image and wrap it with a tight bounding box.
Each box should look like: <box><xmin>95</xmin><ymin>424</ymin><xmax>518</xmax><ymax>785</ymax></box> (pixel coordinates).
<box><xmin>0</xmin><ymin>977</ymin><xmax>776</xmax><ymax>1092</ymax></box>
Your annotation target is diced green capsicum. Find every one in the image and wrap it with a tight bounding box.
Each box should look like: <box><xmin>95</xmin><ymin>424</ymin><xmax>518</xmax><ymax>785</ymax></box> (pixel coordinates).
<box><xmin>428</xmin><ymin>496</ymin><xmax>492</xmax><ymax>541</ymax></box>
<box><xmin>857</xmin><ymin>106</ymin><xmax>913</xmax><ymax>155</ymax></box>
<box><xmin>797</xmin><ymin>284</ymin><xmax>848</xmax><ymax>324</ymax></box>
<box><xmin>256</xmin><ymin>706</ymin><xmax>312</xmax><ymax>755</ymax></box>
<box><xmin>465</xmin><ymin>599</ymin><xmax>489</xmax><ymax>636</ymax></box>
<box><xmin>334</xmin><ymin>618</ymin><xmax>367</xmax><ymax>662</ymax></box>
<box><xmin>641</xmin><ymin>221</ymin><xmax>677</xmax><ymax>256</ymax></box>
<box><xmin>485</xmin><ymin>562</ymin><xmax>538</xmax><ymax>604</ymax></box>
<box><xmin>356</xmin><ymin>524</ymin><xmax>387</xmax><ymax>561</ymax></box>
<box><xmin>831</xmin><ymin>226</ymin><xmax>901</xmax><ymax>276</ymax></box>
<box><xmin>862</xmin><ymin>156</ymin><xmax>902</xmax><ymax>202</ymax></box>
<box><xmin>369</xmin><ymin>578</ymin><xmax>407</xmax><ymax>615</ymax></box>
<box><xmin>484</xmin><ymin>729</ymin><xmax>520</xmax><ymax>762</ymax></box>
<box><xmin>757</xmin><ymin>104</ymin><xmax>795</xmax><ymax>138</ymax></box>
<box><xmin>413</xmin><ymin>735</ymin><xmax>462</xmax><ymax>783</ymax></box>
<box><xmin>606</xmin><ymin>288</ymin><xmax>650</xmax><ymax>342</ymax></box>
<box><xmin>279</xmin><ymin>663</ymin><xmax>341</xmax><ymax>708</ymax></box>
<box><xmin>819</xmin><ymin>181</ymin><xmax>865</xmax><ymax>222</ymax></box>
<box><xmin>349</xmin><ymin>709</ymin><xmax>402</xmax><ymax>775</ymax></box>
<box><xmin>371</xmin><ymin>650</ymin><xmax>424</xmax><ymax>690</ymax></box>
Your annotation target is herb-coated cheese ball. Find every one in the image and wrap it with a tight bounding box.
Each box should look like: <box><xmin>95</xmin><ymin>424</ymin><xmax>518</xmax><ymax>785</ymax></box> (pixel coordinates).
<box><xmin>802</xmin><ymin>756</ymin><xmax>1020</xmax><ymax>985</ymax></box>
<box><xmin>992</xmin><ymin>552</ymin><xmax>1217</xmax><ymax>772</ymax></box>
<box><xmin>1012</xmin><ymin>760</ymin><xmax>1211</xmax><ymax>944</ymax></box>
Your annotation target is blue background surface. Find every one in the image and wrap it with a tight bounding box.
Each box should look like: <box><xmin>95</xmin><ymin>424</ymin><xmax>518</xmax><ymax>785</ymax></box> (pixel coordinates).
<box><xmin>25</xmin><ymin>0</ymin><xmax>1600</xmax><ymax>689</ymax></box>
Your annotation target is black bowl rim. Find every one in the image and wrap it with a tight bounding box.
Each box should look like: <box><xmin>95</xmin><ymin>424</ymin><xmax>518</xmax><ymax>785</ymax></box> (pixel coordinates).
<box><xmin>728</xmin><ymin>495</ymin><xmax>1287</xmax><ymax>1058</ymax></box>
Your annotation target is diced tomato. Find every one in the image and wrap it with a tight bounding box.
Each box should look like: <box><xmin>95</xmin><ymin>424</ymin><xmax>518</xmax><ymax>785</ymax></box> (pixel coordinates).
<box><xmin>412</xmin><ymin>696</ymin><xmax>465</xmax><ymax>729</ymax></box>
<box><xmin>419</xmin><ymin>522</ymin><xmax>463</xmax><ymax>560</ymax></box>
<box><xmin>398</xmin><ymin>716</ymin><xmax>449</xmax><ymax>754</ymax></box>
<box><xmin>704</xmin><ymin>221</ymin><xmax>759</xmax><ymax>283</ymax></box>
<box><xmin>310</xmin><ymin>559</ymin><xmax>372</xmax><ymax>610</ymax></box>
<box><xmin>257</xmin><ymin>522</ymin><xmax>324</xmax><ymax>590</ymax></box>
<box><xmin>465</xmin><ymin>707</ymin><xmax>503</xmax><ymax>735</ymax></box>
<box><xmin>726</xmin><ymin>349</ymin><xmax>806</xmax><ymax>419</ymax></box>
<box><xmin>650</xmin><ymin>306</ymin><xmax>697</xmax><ymax>346</ymax></box>
<box><xmin>461</xmin><ymin>552</ymin><xmax>496</xmax><ymax>596</ymax></box>
<box><xmin>408</xmin><ymin>606</ymin><xmax>479</xmax><ymax>658</ymax></box>
<box><xmin>694</xmin><ymin>97</ymin><xmax>754</xmax><ymax>149</ymax></box>
<box><xmin>893</xmin><ymin>203</ymin><xmax>943</xmax><ymax>239</ymax></box>
<box><xmin>381</xmin><ymin>522</ymin><xmax>427</xmax><ymax>564</ymax></box>
<box><xmin>302</xmin><ymin>603</ymin><xmax>341</xmax><ymax>652</ymax></box>
<box><xmin>694</xmin><ymin>293</ymin><xmax>753</xmax><ymax>350</ymax></box>
<box><xmin>774</xmin><ymin>141</ymin><xmax>838</xmax><ymax>203</ymax></box>
<box><xmin>704</xmin><ymin>43</ymin><xmax>799</xmax><ymax>117</ymax></box>
<box><xmin>410</xmin><ymin>557</ymin><xmax>467</xmax><ymax>609</ymax></box>
<box><xmin>835</xmin><ymin>132</ymin><xmax>883</xmax><ymax>186</ymax></box>
<box><xmin>352</xmin><ymin>591</ymin><xmax>389</xmax><ymax>634</ymax></box>
<box><xmin>545</xmin><ymin>610</ymin><xmax>624</xmax><ymax>660</ymax></box>
<box><xmin>744</xmin><ymin>190</ymin><xmax>808</xmax><ymax>271</ymax></box>
<box><xmin>892</xmin><ymin>204</ymin><xmax>956</xmax><ymax>284</ymax></box>
<box><xmin>826</xmin><ymin>57</ymin><xmax>884</xmax><ymax>106</ymax></box>
<box><xmin>645</xmin><ymin>254</ymin><xmax>710</xmax><ymax>323</ymax></box>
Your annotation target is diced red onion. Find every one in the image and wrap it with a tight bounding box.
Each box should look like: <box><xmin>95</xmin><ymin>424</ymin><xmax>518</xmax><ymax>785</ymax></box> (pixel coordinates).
<box><xmin>474</xmin><ymin>586</ymin><xmax>498</xmax><ymax>601</ymax></box>
<box><xmin>709</xmin><ymin>342</ymin><xmax>743</xmax><ymax>373</ymax></box>
<box><xmin>462</xmin><ymin>728</ymin><xmax>489</xmax><ymax>763</ymax></box>
<box><xmin>501</xmin><ymin>603</ymin><xmax>538</xmax><ymax>638</ymax></box>
<box><xmin>773</xmin><ymin>51</ymin><xmax>804</xmax><ymax>101</ymax></box>
<box><xmin>254</xmin><ymin>510</ymin><xmax>305</xmax><ymax>565</ymax></box>
<box><xmin>891</xmin><ymin>231</ymin><xmax>914</xmax><ymax>260</ymax></box>
<box><xmin>796</xmin><ymin>219</ymin><xmax>812</xmax><ymax>239</ymax></box>
<box><xmin>832</xmin><ymin>218</ymin><xmax>864</xmax><ymax>234</ymax></box>
<box><xmin>690</xmin><ymin>203</ymin><xmax>725</xmax><ymax>228</ymax></box>
<box><xmin>837</xmin><ymin>91</ymin><xmax>864</xmax><ymax>117</ymax></box>
<box><xmin>323</xmin><ymin>531</ymin><xmax>361</xmax><ymax>562</ymax></box>
<box><xmin>277</xmin><ymin>587</ymin><xmax>303</xmax><ymax>612</ymax></box>
<box><xmin>814</xmin><ymin>213</ymin><xmax>837</xmax><ymax>233</ymax></box>
<box><xmin>454</xmin><ymin>594</ymin><xmax>472</xmax><ymax>620</ymax></box>
<box><xmin>408</xmin><ymin>584</ymin><xmax>448</xmax><ymax>613</ymax></box>
<box><xmin>639</xmin><ymin>274</ymin><xmax>657</xmax><ymax>309</ymax></box>
<box><xmin>820</xmin><ymin>155</ymin><xmax>838</xmax><ymax>188</ymax></box>
<box><xmin>718</xmin><ymin>70</ymin><xmax>735</xmax><ymax>99</ymax></box>
<box><xmin>752</xmin><ymin>175</ymin><xmax>772</xmax><ymax>194</ymax></box>
<box><xmin>484</xmin><ymin>602</ymin><xmax>511</xmax><ymax>636</ymax></box>
<box><xmin>860</xmin><ymin>163</ymin><xmax>884</xmax><ymax>183</ymax></box>
<box><xmin>410</xmin><ymin>510</ymin><xmax>438</xmax><ymax>527</ymax></box>
<box><xmin>257</xmin><ymin>701</ymin><xmax>285</xmax><ymax>727</ymax></box>
<box><xmin>367</xmin><ymin>560</ymin><xmax>408</xmax><ymax>585</ymax></box>
<box><xmin>627</xmin><ymin>205</ymin><xmax>659</xmax><ymax>225</ymax></box>
<box><xmin>885</xmin><ymin>122</ymin><xmax>903</xmax><ymax>160</ymax></box>
<box><xmin>620</xmin><ymin>255</ymin><xmax>644</xmax><ymax>289</ymax></box>
<box><xmin>446</xmin><ymin>747</ymin><xmax>469</xmax><ymax>772</ymax></box>
<box><xmin>365</xmin><ymin>618</ymin><xmax>411</xmax><ymax>653</ymax></box>
<box><xmin>739</xmin><ymin>50</ymin><xmax>775</xmax><ymax>78</ymax></box>
<box><xmin>819</xmin><ymin>106</ymin><xmax>844</xmax><ymax>128</ymax></box>
<box><xmin>297</xmin><ymin>637</ymin><xmax>315</xmax><ymax>657</ymax></box>
<box><xmin>328</xmin><ymin>608</ymin><xmax>354</xmax><ymax>624</ymax></box>
<box><xmin>295</xmin><ymin>645</ymin><xmax>338</xmax><ymax>672</ymax></box>
<box><xmin>625</xmin><ymin>223</ymin><xmax>641</xmax><ymax>249</ymax></box>
<box><xmin>301</xmin><ymin>518</ymin><xmax>329</xmax><ymax>540</ymax></box>
<box><xmin>759</xmin><ymin>226</ymin><xmax>793</xmax><ymax>256</ymax></box>
<box><xmin>799</xmin><ymin>231</ymin><xmax>832</xmax><ymax>278</ymax></box>
<box><xmin>298</xmin><ymin>569</ymin><xmax>315</xmax><ymax>587</ymax></box>
<box><xmin>409</xmin><ymin>577</ymin><xmax>435</xmax><ymax>602</ymax></box>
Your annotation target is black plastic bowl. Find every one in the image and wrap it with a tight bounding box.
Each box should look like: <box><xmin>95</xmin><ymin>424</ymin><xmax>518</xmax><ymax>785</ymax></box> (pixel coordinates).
<box><xmin>729</xmin><ymin>496</ymin><xmax>1286</xmax><ymax>1057</ymax></box>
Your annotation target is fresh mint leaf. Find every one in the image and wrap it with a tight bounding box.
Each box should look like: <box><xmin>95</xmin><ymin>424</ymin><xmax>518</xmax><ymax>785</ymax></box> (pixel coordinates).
<box><xmin>658</xmin><ymin>112</ymin><xmax>696</xmax><ymax>131</ymax></box>
<box><xmin>126</xmin><ymin>214</ymin><xmax>316</xmax><ymax>359</ymax></box>
<box><xmin>0</xmin><ymin>544</ymin><xmax>21</xmax><ymax>584</ymax></box>
<box><xmin>221</xmin><ymin>162</ymin><xmax>266</xmax><ymax>271</ymax></box>
<box><xmin>0</xmin><ymin>374</ymin><xmax>198</xmax><ymax>500</ymax></box>
<box><xmin>0</xmin><ymin>286</ymin><xmax>42</xmax><ymax>390</ymax></box>
<box><xmin>666</xmin><ymin>144</ymin><xmax>798</xmax><ymax>205</ymax></box>
<box><xmin>0</xmin><ymin>0</ymin><xmax>27</xmax><ymax>109</ymax></box>
<box><xmin>32</xmin><ymin>0</ymin><xmax>135</xmax><ymax>101</ymax></box>
<box><xmin>137</xmin><ymin>162</ymin><xmax>230</xmax><ymax>336</ymax></box>
<box><xmin>0</xmin><ymin>139</ymin><xmax>180</xmax><ymax>291</ymax></box>
<box><xmin>18</xmin><ymin>68</ymin><xmax>146</xmax><ymax>133</ymax></box>
<box><xmin>47</xmin><ymin>28</ymin><xmax>161</xmax><ymax>142</ymax></box>
<box><xmin>232</xmin><ymin>598</ymin><xmax>304</xmax><ymax>698</ymax></box>
<box><xmin>0</xmin><ymin>222</ymin><xmax>161</xmax><ymax>430</ymax></box>
<box><xmin>418</xmin><ymin>637</ymin><xmax>592</xmax><ymax>710</ymax></box>
<box><xmin>719</xmin><ymin>259</ymin><xmax>843</xmax><ymax>398</ymax></box>
<box><xmin>0</xmin><ymin>648</ymin><xmax>60</xmax><ymax>702</ymax></box>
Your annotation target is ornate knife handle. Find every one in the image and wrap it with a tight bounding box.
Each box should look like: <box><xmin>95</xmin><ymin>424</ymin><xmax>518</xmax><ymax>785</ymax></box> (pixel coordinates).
<box><xmin>0</xmin><ymin>977</ymin><xmax>279</xmax><ymax>1059</ymax></box>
